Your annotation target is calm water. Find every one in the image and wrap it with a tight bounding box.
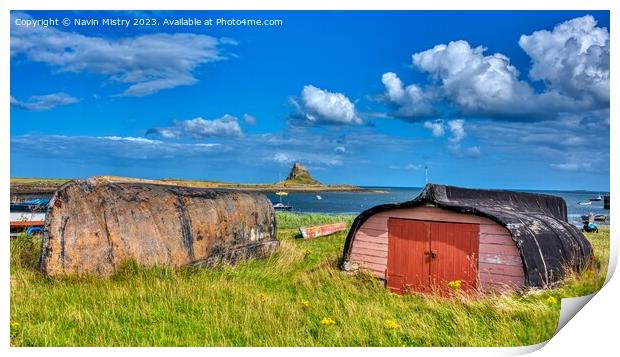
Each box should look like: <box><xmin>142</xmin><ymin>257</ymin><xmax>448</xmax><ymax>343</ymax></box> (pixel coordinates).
<box><xmin>267</xmin><ymin>187</ymin><xmax>610</xmax><ymax>226</ymax></box>
<box><xmin>13</xmin><ymin>186</ymin><xmax>610</xmax><ymax>227</ymax></box>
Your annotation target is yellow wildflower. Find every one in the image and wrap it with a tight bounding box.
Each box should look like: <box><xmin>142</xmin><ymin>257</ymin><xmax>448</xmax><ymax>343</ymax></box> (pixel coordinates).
<box><xmin>10</xmin><ymin>321</ymin><xmax>20</xmax><ymax>329</ymax></box>
<box><xmin>320</xmin><ymin>317</ymin><xmax>336</xmax><ymax>326</ymax></box>
<box><xmin>300</xmin><ymin>299</ymin><xmax>310</xmax><ymax>310</ymax></box>
<box><xmin>256</xmin><ymin>292</ymin><xmax>267</xmax><ymax>300</ymax></box>
<box><xmin>546</xmin><ymin>296</ymin><xmax>558</xmax><ymax>305</ymax></box>
<box><xmin>448</xmin><ymin>280</ymin><xmax>462</xmax><ymax>290</ymax></box>
<box><xmin>384</xmin><ymin>319</ymin><xmax>399</xmax><ymax>330</ymax></box>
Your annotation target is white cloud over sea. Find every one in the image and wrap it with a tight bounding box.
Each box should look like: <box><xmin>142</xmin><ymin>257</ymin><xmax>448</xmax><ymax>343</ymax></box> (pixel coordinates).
<box><xmin>11</xmin><ymin>92</ymin><xmax>79</xmax><ymax>111</ymax></box>
<box><xmin>519</xmin><ymin>15</ymin><xmax>609</xmax><ymax>105</ymax></box>
<box><xmin>289</xmin><ymin>85</ymin><xmax>363</xmax><ymax>126</ymax></box>
<box><xmin>380</xmin><ymin>15</ymin><xmax>609</xmax><ymax>120</ymax></box>
<box><xmin>10</xmin><ymin>12</ymin><xmax>235</xmax><ymax>97</ymax></box>
<box><xmin>146</xmin><ymin>115</ymin><xmax>243</xmax><ymax>139</ymax></box>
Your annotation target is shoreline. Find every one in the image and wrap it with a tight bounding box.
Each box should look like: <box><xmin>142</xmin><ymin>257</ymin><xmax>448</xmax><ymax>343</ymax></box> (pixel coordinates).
<box><xmin>10</xmin><ymin>177</ymin><xmax>383</xmax><ymax>196</ymax></box>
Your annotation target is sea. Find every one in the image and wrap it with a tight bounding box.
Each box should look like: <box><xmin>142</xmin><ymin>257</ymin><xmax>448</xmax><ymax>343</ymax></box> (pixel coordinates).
<box><xmin>266</xmin><ymin>187</ymin><xmax>610</xmax><ymax>226</ymax></box>
<box><xmin>12</xmin><ymin>186</ymin><xmax>609</xmax><ymax>227</ymax></box>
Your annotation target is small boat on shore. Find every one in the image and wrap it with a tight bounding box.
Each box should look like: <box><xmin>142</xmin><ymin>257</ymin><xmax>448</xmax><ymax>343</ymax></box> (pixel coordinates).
<box><xmin>10</xmin><ymin>198</ymin><xmax>49</xmax><ymax>212</ymax></box>
<box><xmin>300</xmin><ymin>222</ymin><xmax>347</xmax><ymax>239</ymax></box>
<box><xmin>581</xmin><ymin>213</ymin><xmax>608</xmax><ymax>223</ymax></box>
<box><xmin>10</xmin><ymin>212</ymin><xmax>46</xmax><ymax>229</ymax></box>
<box><xmin>10</xmin><ymin>198</ymin><xmax>49</xmax><ymax>231</ymax></box>
<box><xmin>594</xmin><ymin>214</ymin><xmax>608</xmax><ymax>222</ymax></box>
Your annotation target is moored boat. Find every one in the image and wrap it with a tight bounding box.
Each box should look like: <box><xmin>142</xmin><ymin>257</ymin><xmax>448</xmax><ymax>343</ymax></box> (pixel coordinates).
<box><xmin>273</xmin><ymin>202</ymin><xmax>293</xmax><ymax>211</ymax></box>
<box><xmin>273</xmin><ymin>190</ymin><xmax>293</xmax><ymax>211</ymax></box>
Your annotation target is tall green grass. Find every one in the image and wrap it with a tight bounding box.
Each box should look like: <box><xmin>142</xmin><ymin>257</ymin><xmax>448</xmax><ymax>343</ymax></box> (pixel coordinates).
<box><xmin>10</xmin><ymin>214</ymin><xmax>609</xmax><ymax>346</ymax></box>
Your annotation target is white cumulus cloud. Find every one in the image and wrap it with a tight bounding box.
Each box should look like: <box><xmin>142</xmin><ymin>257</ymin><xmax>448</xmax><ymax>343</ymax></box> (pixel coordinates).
<box><xmin>146</xmin><ymin>114</ymin><xmax>243</xmax><ymax>139</ymax></box>
<box><xmin>381</xmin><ymin>16</ymin><xmax>609</xmax><ymax>120</ymax></box>
<box><xmin>413</xmin><ymin>40</ymin><xmax>537</xmax><ymax>115</ymax></box>
<box><xmin>292</xmin><ymin>85</ymin><xmax>363</xmax><ymax>125</ymax></box>
<box><xmin>447</xmin><ymin>119</ymin><xmax>466</xmax><ymax>144</ymax></box>
<box><xmin>422</xmin><ymin>118</ymin><xmax>477</xmax><ymax>157</ymax></box>
<box><xmin>243</xmin><ymin>114</ymin><xmax>257</xmax><ymax>125</ymax></box>
<box><xmin>381</xmin><ymin>72</ymin><xmax>434</xmax><ymax>118</ymax></box>
<box><xmin>519</xmin><ymin>15</ymin><xmax>609</xmax><ymax>104</ymax></box>
<box><xmin>422</xmin><ymin>118</ymin><xmax>466</xmax><ymax>143</ymax></box>
<box><xmin>423</xmin><ymin>119</ymin><xmax>445</xmax><ymax>137</ymax></box>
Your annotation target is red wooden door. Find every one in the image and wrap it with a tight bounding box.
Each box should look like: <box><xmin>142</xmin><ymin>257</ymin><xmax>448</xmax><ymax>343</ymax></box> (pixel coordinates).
<box><xmin>387</xmin><ymin>218</ymin><xmax>479</xmax><ymax>294</ymax></box>
<box><xmin>429</xmin><ymin>221</ymin><xmax>479</xmax><ymax>293</ymax></box>
<box><xmin>386</xmin><ymin>218</ymin><xmax>430</xmax><ymax>293</ymax></box>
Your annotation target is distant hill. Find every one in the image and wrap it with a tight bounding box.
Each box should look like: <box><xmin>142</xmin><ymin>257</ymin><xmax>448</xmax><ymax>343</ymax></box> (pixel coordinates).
<box><xmin>279</xmin><ymin>162</ymin><xmax>321</xmax><ymax>186</ymax></box>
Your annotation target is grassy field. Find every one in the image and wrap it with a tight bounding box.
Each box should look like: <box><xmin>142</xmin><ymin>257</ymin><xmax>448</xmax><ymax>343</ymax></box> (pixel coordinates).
<box><xmin>10</xmin><ymin>213</ymin><xmax>609</xmax><ymax>347</ymax></box>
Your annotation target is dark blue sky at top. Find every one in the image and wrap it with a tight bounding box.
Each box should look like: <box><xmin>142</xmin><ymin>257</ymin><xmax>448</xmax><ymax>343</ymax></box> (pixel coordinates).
<box><xmin>10</xmin><ymin>10</ymin><xmax>610</xmax><ymax>190</ymax></box>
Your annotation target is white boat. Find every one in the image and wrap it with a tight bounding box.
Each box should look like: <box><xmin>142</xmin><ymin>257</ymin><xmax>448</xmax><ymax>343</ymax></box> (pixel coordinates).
<box><xmin>589</xmin><ymin>195</ymin><xmax>603</xmax><ymax>202</ymax></box>
<box><xmin>10</xmin><ymin>212</ymin><xmax>46</xmax><ymax>228</ymax></box>
<box><xmin>578</xmin><ymin>201</ymin><xmax>592</xmax><ymax>206</ymax></box>
<box><xmin>316</xmin><ymin>195</ymin><xmax>322</xmax><ymax>200</ymax></box>
<box><xmin>10</xmin><ymin>198</ymin><xmax>48</xmax><ymax>229</ymax></box>
<box><xmin>273</xmin><ymin>202</ymin><xmax>292</xmax><ymax>211</ymax></box>
<box><xmin>273</xmin><ymin>190</ymin><xmax>292</xmax><ymax>211</ymax></box>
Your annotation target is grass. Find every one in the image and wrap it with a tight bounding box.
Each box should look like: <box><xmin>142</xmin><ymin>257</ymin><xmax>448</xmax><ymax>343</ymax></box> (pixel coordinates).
<box><xmin>10</xmin><ymin>213</ymin><xmax>609</xmax><ymax>347</ymax></box>
<box><xmin>279</xmin><ymin>176</ymin><xmax>321</xmax><ymax>186</ymax></box>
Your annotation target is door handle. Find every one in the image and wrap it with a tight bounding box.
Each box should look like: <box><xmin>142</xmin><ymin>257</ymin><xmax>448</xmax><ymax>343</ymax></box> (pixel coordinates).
<box><xmin>425</xmin><ymin>250</ymin><xmax>438</xmax><ymax>259</ymax></box>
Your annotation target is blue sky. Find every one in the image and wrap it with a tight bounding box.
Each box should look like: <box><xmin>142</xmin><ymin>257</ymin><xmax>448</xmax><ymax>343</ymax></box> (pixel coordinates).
<box><xmin>10</xmin><ymin>10</ymin><xmax>610</xmax><ymax>190</ymax></box>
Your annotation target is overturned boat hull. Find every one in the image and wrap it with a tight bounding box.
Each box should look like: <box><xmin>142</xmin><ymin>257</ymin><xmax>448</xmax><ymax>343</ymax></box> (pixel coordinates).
<box><xmin>39</xmin><ymin>178</ymin><xmax>278</xmax><ymax>276</ymax></box>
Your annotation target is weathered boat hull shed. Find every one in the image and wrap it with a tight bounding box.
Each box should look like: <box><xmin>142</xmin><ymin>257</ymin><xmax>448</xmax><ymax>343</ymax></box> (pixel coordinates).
<box><xmin>39</xmin><ymin>178</ymin><xmax>278</xmax><ymax>276</ymax></box>
<box><xmin>341</xmin><ymin>184</ymin><xmax>593</xmax><ymax>293</ymax></box>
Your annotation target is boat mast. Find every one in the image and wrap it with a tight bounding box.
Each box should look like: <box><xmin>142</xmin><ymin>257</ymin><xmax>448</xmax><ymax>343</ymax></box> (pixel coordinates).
<box><xmin>425</xmin><ymin>165</ymin><xmax>429</xmax><ymax>185</ymax></box>
<box><xmin>278</xmin><ymin>173</ymin><xmax>283</xmax><ymax>203</ymax></box>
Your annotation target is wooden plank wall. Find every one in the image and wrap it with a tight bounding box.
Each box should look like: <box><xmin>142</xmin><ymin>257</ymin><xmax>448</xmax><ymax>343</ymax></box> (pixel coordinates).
<box><xmin>348</xmin><ymin>206</ymin><xmax>525</xmax><ymax>291</ymax></box>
